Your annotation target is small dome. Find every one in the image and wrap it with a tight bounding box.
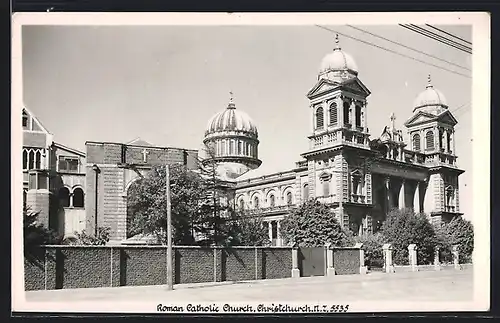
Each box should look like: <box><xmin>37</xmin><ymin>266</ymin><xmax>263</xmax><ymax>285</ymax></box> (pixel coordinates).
<box><xmin>413</xmin><ymin>75</ymin><xmax>448</xmax><ymax>111</ymax></box>
<box><xmin>319</xmin><ymin>35</ymin><xmax>358</xmax><ymax>74</ymax></box>
<box><xmin>205</xmin><ymin>95</ymin><xmax>258</xmax><ymax>138</ymax></box>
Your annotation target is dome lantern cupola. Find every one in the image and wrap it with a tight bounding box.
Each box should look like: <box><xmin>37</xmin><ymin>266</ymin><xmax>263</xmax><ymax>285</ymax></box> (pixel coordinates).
<box><xmin>202</xmin><ymin>92</ymin><xmax>261</xmax><ymax>180</ymax></box>
<box><xmin>412</xmin><ymin>74</ymin><xmax>448</xmax><ymax>114</ymax></box>
<box><xmin>318</xmin><ymin>34</ymin><xmax>359</xmax><ymax>82</ymax></box>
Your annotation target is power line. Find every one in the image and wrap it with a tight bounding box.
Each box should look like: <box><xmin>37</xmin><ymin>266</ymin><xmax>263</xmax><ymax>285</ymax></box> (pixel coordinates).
<box><xmin>399</xmin><ymin>24</ymin><xmax>472</xmax><ymax>54</ymax></box>
<box><xmin>407</xmin><ymin>24</ymin><xmax>473</xmax><ymax>53</ymax></box>
<box><xmin>346</xmin><ymin>25</ymin><xmax>470</xmax><ymax>71</ymax></box>
<box><xmin>315</xmin><ymin>25</ymin><xmax>471</xmax><ymax>79</ymax></box>
<box><xmin>425</xmin><ymin>24</ymin><xmax>472</xmax><ymax>46</ymax></box>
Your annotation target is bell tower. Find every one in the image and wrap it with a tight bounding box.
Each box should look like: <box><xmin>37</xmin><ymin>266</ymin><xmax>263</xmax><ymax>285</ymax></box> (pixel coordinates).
<box><xmin>300</xmin><ymin>35</ymin><xmax>374</xmax><ymax>233</ymax></box>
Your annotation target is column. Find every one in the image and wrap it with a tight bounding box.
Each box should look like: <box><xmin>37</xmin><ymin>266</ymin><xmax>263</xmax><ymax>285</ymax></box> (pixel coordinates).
<box><xmin>276</xmin><ymin>221</ymin><xmax>281</xmax><ymax>246</ymax></box>
<box><xmin>351</xmin><ymin>100</ymin><xmax>356</xmax><ymax>127</ymax></box>
<box><xmin>408</xmin><ymin>244</ymin><xmax>418</xmax><ymax>271</ymax></box>
<box><xmin>398</xmin><ymin>179</ymin><xmax>406</xmax><ymax>209</ymax></box>
<box><xmin>382</xmin><ymin>243</ymin><xmax>395</xmax><ymax>273</ymax></box>
<box><xmin>291</xmin><ymin>245</ymin><xmax>300</xmax><ymax>278</ymax></box>
<box><xmin>385</xmin><ymin>177</ymin><xmax>392</xmax><ymax>212</ymax></box>
<box><xmin>338</xmin><ymin>97</ymin><xmax>344</xmax><ymax>127</ymax></box>
<box><xmin>268</xmin><ymin>221</ymin><xmax>273</xmax><ymax>244</ymax></box>
<box><xmin>413</xmin><ymin>181</ymin><xmax>421</xmax><ymax>213</ymax></box>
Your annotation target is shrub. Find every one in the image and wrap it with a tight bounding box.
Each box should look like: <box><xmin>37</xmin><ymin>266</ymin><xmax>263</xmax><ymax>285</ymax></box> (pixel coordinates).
<box><xmin>280</xmin><ymin>199</ymin><xmax>351</xmax><ymax>247</ymax></box>
<box><xmin>355</xmin><ymin>232</ymin><xmax>386</xmax><ymax>269</ymax></box>
<box><xmin>380</xmin><ymin>208</ymin><xmax>437</xmax><ymax>265</ymax></box>
<box><xmin>69</xmin><ymin>227</ymin><xmax>111</xmax><ymax>245</ymax></box>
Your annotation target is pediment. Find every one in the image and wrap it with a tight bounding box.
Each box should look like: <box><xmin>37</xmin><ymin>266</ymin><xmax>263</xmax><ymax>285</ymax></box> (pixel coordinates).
<box><xmin>22</xmin><ymin>107</ymin><xmax>51</xmax><ymax>134</ymax></box>
<box><xmin>404</xmin><ymin>111</ymin><xmax>437</xmax><ymax>127</ymax></box>
<box><xmin>437</xmin><ymin>110</ymin><xmax>458</xmax><ymax>126</ymax></box>
<box><xmin>307</xmin><ymin>79</ymin><xmax>340</xmax><ymax>99</ymax></box>
<box><xmin>340</xmin><ymin>78</ymin><xmax>371</xmax><ymax>96</ymax></box>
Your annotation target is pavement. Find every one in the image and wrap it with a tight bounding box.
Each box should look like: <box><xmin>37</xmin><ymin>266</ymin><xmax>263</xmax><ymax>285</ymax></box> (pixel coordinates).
<box><xmin>24</xmin><ymin>267</ymin><xmax>473</xmax><ymax>304</ymax></box>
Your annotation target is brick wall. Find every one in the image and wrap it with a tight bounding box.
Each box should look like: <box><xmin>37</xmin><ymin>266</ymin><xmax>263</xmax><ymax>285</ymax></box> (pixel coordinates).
<box><xmin>333</xmin><ymin>248</ymin><xmax>361</xmax><ymax>275</ymax></box>
<box><xmin>24</xmin><ymin>246</ymin><xmax>293</xmax><ymax>291</ymax></box>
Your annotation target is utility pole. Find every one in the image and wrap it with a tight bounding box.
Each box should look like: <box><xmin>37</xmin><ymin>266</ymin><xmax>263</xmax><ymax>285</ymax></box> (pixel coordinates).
<box><xmin>166</xmin><ymin>164</ymin><xmax>173</xmax><ymax>291</ymax></box>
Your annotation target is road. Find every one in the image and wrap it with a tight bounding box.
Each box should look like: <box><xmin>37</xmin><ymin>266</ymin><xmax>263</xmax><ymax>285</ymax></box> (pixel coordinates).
<box><xmin>24</xmin><ymin>268</ymin><xmax>473</xmax><ymax>306</ymax></box>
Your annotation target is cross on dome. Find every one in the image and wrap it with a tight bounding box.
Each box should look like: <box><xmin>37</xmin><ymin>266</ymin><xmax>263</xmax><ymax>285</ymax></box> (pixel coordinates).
<box><xmin>228</xmin><ymin>90</ymin><xmax>236</xmax><ymax>109</ymax></box>
<box><xmin>390</xmin><ymin>113</ymin><xmax>396</xmax><ymax>131</ymax></box>
<box><xmin>426</xmin><ymin>74</ymin><xmax>433</xmax><ymax>88</ymax></box>
<box><xmin>334</xmin><ymin>34</ymin><xmax>341</xmax><ymax>50</ymax></box>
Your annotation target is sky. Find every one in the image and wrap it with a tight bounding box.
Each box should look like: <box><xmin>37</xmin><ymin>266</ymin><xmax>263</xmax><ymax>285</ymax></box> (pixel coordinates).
<box><xmin>21</xmin><ymin>24</ymin><xmax>472</xmax><ymax>219</ymax></box>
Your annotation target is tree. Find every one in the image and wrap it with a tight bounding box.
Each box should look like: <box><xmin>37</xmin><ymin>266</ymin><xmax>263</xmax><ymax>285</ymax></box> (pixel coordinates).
<box><xmin>223</xmin><ymin>210</ymin><xmax>270</xmax><ymax>246</ymax></box>
<box><xmin>279</xmin><ymin>199</ymin><xmax>350</xmax><ymax>247</ymax></box>
<box><xmin>128</xmin><ymin>163</ymin><xmax>207</xmax><ymax>245</ymax></box>
<box><xmin>380</xmin><ymin>208</ymin><xmax>437</xmax><ymax>265</ymax></box>
<box><xmin>435</xmin><ymin>216</ymin><xmax>474</xmax><ymax>263</ymax></box>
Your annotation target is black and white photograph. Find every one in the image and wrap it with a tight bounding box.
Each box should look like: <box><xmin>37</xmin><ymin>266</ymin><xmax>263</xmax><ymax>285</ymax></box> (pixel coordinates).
<box><xmin>12</xmin><ymin>12</ymin><xmax>490</xmax><ymax>314</ymax></box>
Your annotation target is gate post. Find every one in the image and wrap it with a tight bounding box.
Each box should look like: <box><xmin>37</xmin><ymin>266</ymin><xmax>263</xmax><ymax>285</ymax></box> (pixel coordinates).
<box><xmin>325</xmin><ymin>243</ymin><xmax>335</xmax><ymax>277</ymax></box>
<box><xmin>434</xmin><ymin>246</ymin><xmax>442</xmax><ymax>271</ymax></box>
<box><xmin>355</xmin><ymin>243</ymin><xmax>368</xmax><ymax>274</ymax></box>
<box><xmin>408</xmin><ymin>244</ymin><xmax>418</xmax><ymax>272</ymax></box>
<box><xmin>291</xmin><ymin>243</ymin><xmax>300</xmax><ymax>278</ymax></box>
<box><xmin>452</xmin><ymin>245</ymin><xmax>462</xmax><ymax>270</ymax></box>
<box><xmin>382</xmin><ymin>243</ymin><xmax>395</xmax><ymax>273</ymax></box>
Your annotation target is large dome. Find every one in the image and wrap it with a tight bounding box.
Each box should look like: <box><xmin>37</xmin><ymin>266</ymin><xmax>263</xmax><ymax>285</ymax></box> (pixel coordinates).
<box><xmin>413</xmin><ymin>75</ymin><xmax>448</xmax><ymax>112</ymax></box>
<box><xmin>205</xmin><ymin>99</ymin><xmax>258</xmax><ymax>138</ymax></box>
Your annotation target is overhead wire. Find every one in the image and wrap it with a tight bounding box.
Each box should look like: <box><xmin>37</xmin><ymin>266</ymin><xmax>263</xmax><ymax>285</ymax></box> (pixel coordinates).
<box><xmin>315</xmin><ymin>25</ymin><xmax>471</xmax><ymax>79</ymax></box>
<box><xmin>345</xmin><ymin>25</ymin><xmax>470</xmax><ymax>71</ymax></box>
<box><xmin>424</xmin><ymin>24</ymin><xmax>472</xmax><ymax>45</ymax></box>
<box><xmin>399</xmin><ymin>24</ymin><xmax>472</xmax><ymax>54</ymax></box>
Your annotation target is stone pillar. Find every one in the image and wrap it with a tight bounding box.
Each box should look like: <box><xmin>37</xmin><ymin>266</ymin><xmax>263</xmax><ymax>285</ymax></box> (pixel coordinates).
<box><xmin>291</xmin><ymin>244</ymin><xmax>300</xmax><ymax>278</ymax></box>
<box><xmin>413</xmin><ymin>181</ymin><xmax>421</xmax><ymax>213</ymax></box>
<box><xmin>356</xmin><ymin>243</ymin><xmax>368</xmax><ymax>274</ymax></box>
<box><xmin>408</xmin><ymin>244</ymin><xmax>418</xmax><ymax>271</ymax></box>
<box><xmin>325</xmin><ymin>243</ymin><xmax>335</xmax><ymax>277</ymax></box>
<box><xmin>398</xmin><ymin>179</ymin><xmax>406</xmax><ymax>209</ymax></box>
<box><xmin>452</xmin><ymin>245</ymin><xmax>462</xmax><ymax>270</ymax></box>
<box><xmin>434</xmin><ymin>246</ymin><xmax>442</xmax><ymax>271</ymax></box>
<box><xmin>382</xmin><ymin>243</ymin><xmax>395</xmax><ymax>273</ymax></box>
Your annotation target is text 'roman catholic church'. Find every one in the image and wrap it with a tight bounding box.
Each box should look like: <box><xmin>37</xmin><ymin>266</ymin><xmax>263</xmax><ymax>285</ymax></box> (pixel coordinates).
<box><xmin>22</xmin><ymin>36</ymin><xmax>464</xmax><ymax>245</ymax></box>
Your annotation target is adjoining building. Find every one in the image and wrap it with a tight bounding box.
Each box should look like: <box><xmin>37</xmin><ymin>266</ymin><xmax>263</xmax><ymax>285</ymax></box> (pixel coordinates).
<box><xmin>22</xmin><ymin>36</ymin><xmax>464</xmax><ymax>245</ymax></box>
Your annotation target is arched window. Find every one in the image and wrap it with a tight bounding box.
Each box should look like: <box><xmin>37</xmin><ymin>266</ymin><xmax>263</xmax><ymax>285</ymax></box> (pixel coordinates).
<box><xmin>28</xmin><ymin>151</ymin><xmax>35</xmax><ymax>170</ymax></box>
<box><xmin>286</xmin><ymin>191</ymin><xmax>293</xmax><ymax>205</ymax></box>
<box><xmin>73</xmin><ymin>188</ymin><xmax>84</xmax><ymax>208</ymax></box>
<box><xmin>269</xmin><ymin>194</ymin><xmax>275</xmax><ymax>207</ymax></box>
<box><xmin>343</xmin><ymin>101</ymin><xmax>350</xmax><ymax>125</ymax></box>
<box><xmin>58</xmin><ymin>187</ymin><xmax>70</xmax><ymax>208</ymax></box>
<box><xmin>315</xmin><ymin>107</ymin><xmax>324</xmax><ymax>129</ymax></box>
<box><xmin>412</xmin><ymin>134</ymin><xmax>421</xmax><ymax>151</ymax></box>
<box><xmin>23</xmin><ymin>150</ymin><xmax>27</xmax><ymax>170</ymax></box>
<box><xmin>254</xmin><ymin>196</ymin><xmax>260</xmax><ymax>209</ymax></box>
<box><xmin>303</xmin><ymin>184</ymin><xmax>309</xmax><ymax>200</ymax></box>
<box><xmin>352</xmin><ymin>173</ymin><xmax>362</xmax><ymax>195</ymax></box>
<box><xmin>22</xmin><ymin>112</ymin><xmax>29</xmax><ymax>128</ymax></box>
<box><xmin>355</xmin><ymin>105</ymin><xmax>362</xmax><ymax>127</ymax></box>
<box><xmin>329</xmin><ymin>102</ymin><xmax>338</xmax><ymax>125</ymax></box>
<box><xmin>239</xmin><ymin>199</ymin><xmax>245</xmax><ymax>210</ymax></box>
<box><xmin>221</xmin><ymin>140</ymin><xmax>226</xmax><ymax>155</ymax></box>
<box><xmin>426</xmin><ymin>131</ymin><xmax>435</xmax><ymax>150</ymax></box>
<box><xmin>35</xmin><ymin>151</ymin><xmax>41</xmax><ymax>169</ymax></box>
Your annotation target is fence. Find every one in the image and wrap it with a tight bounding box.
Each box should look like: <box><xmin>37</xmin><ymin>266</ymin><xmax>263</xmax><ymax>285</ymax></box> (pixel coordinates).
<box><xmin>24</xmin><ymin>245</ymin><xmax>293</xmax><ymax>291</ymax></box>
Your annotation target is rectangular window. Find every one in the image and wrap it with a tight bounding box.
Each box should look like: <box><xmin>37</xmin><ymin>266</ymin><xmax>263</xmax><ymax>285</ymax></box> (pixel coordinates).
<box><xmin>22</xmin><ymin>116</ymin><xmax>28</xmax><ymax>128</ymax></box>
<box><xmin>38</xmin><ymin>173</ymin><xmax>48</xmax><ymax>190</ymax></box>
<box><xmin>58</xmin><ymin>156</ymin><xmax>79</xmax><ymax>173</ymax></box>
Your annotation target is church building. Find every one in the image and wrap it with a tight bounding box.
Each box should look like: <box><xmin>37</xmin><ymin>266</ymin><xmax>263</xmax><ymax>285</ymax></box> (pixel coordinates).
<box><xmin>22</xmin><ymin>36</ymin><xmax>464</xmax><ymax>245</ymax></box>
